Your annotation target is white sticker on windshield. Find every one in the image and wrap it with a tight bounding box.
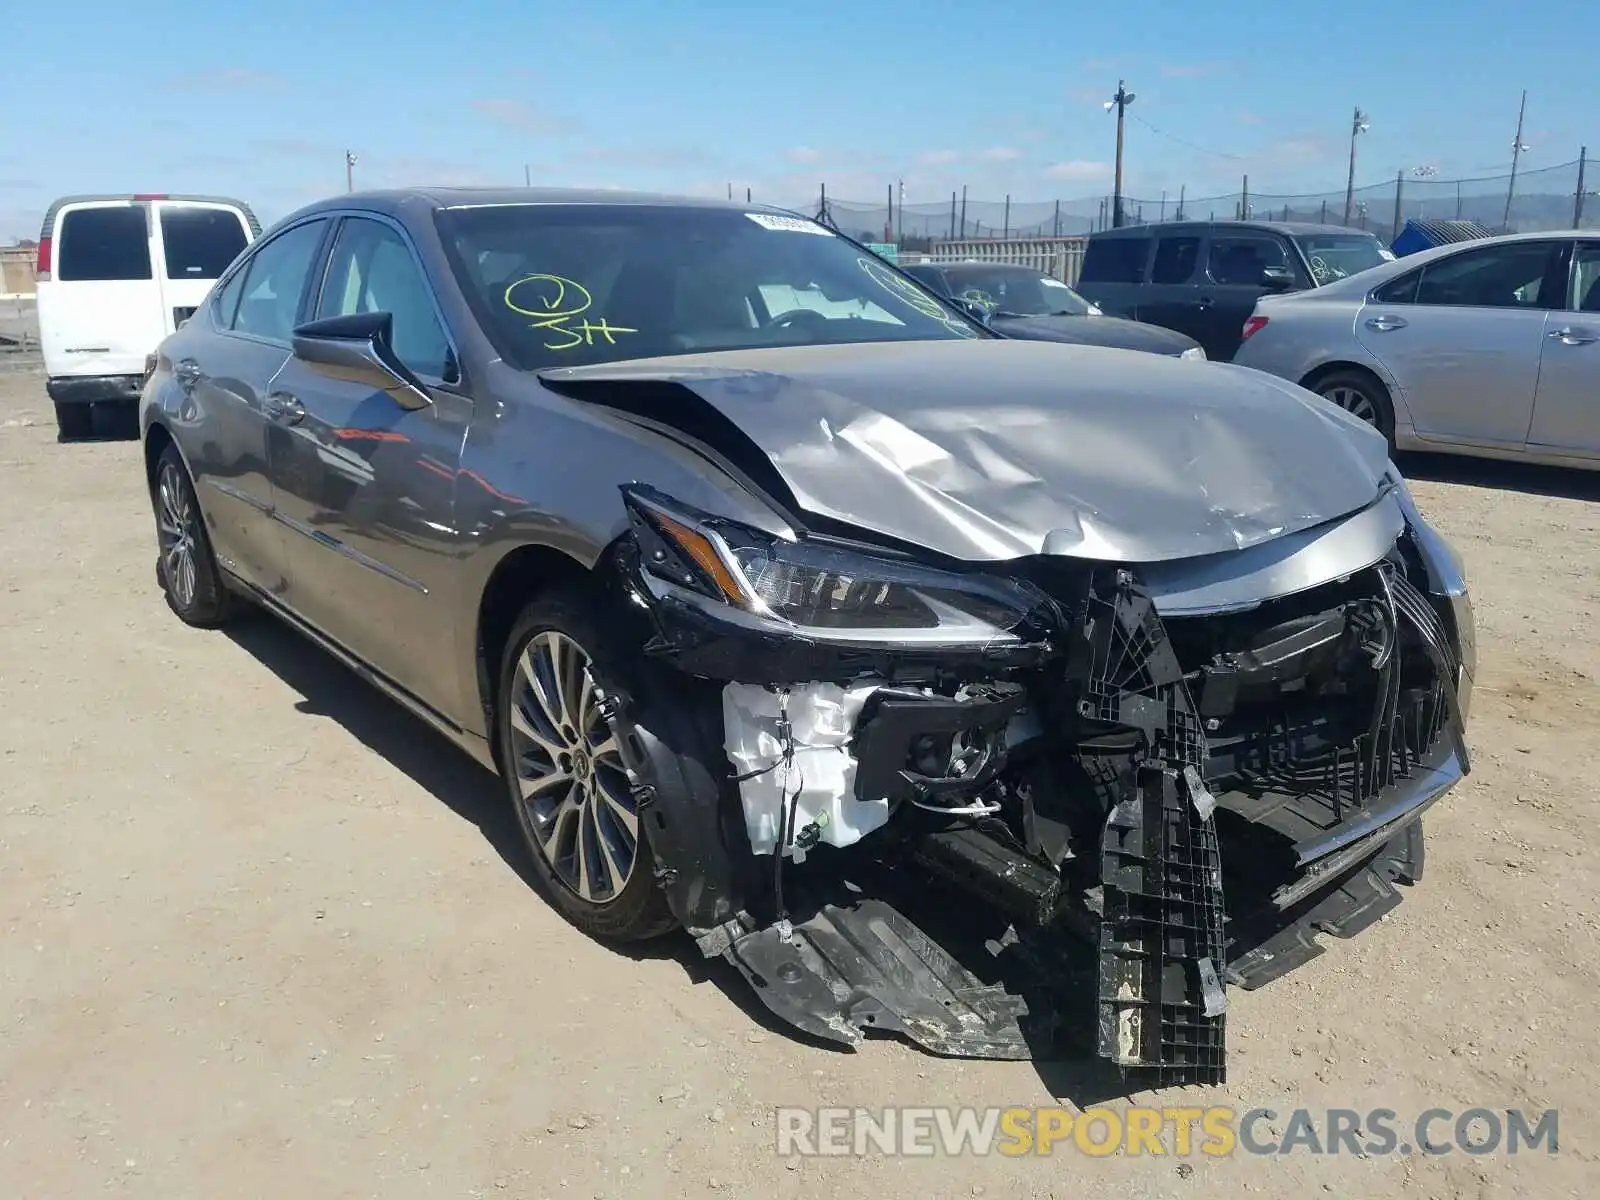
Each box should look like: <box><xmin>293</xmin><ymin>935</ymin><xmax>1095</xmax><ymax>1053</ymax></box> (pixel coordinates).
<box><xmin>1379</xmin><ymin>248</ymin><xmax>1397</xmax><ymax>260</ymax></box>
<box><xmin>1041</xmin><ymin>277</ymin><xmax>1073</xmax><ymax>289</ymax></box>
<box><xmin>744</xmin><ymin>212</ymin><xmax>834</xmax><ymax>235</ymax></box>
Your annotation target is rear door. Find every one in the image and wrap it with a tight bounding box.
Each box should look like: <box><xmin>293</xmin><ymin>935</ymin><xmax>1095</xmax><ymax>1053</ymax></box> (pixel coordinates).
<box><xmin>38</xmin><ymin>200</ymin><xmax>163</xmax><ymax>378</ymax></box>
<box><xmin>1196</xmin><ymin>231</ymin><xmax>1304</xmax><ymax>361</ymax></box>
<box><xmin>1133</xmin><ymin>231</ymin><xmax>1204</xmax><ymax>344</ymax></box>
<box><xmin>1527</xmin><ymin>240</ymin><xmax>1600</xmax><ymax>458</ymax></box>
<box><xmin>179</xmin><ymin>216</ymin><xmax>333</xmax><ymax>590</ymax></box>
<box><xmin>1353</xmin><ymin>238</ymin><xmax>1564</xmax><ymax>448</ymax></box>
<box><xmin>153</xmin><ymin>201</ymin><xmax>253</xmax><ymax>333</ymax></box>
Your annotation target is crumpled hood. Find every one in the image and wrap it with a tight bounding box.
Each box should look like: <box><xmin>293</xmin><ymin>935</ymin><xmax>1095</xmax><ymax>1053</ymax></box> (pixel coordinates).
<box><xmin>541</xmin><ymin>339</ymin><xmax>1390</xmax><ymax>563</ymax></box>
<box><xmin>990</xmin><ymin>313</ymin><xmax>1200</xmax><ymax>356</ymax></box>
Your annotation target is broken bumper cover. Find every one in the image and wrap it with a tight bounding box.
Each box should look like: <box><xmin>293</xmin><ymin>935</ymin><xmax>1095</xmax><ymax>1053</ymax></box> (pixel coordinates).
<box><xmin>615</xmin><ymin>487</ymin><xmax>1473</xmax><ymax>1083</ymax></box>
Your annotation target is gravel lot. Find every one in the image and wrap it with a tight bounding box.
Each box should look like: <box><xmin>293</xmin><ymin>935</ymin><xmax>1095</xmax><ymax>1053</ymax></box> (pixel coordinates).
<box><xmin>1</xmin><ymin>363</ymin><xmax>1595</xmax><ymax>1199</ymax></box>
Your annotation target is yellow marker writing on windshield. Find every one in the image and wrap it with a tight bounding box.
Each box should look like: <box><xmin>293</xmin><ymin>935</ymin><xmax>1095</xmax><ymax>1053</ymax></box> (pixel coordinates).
<box><xmin>504</xmin><ymin>274</ymin><xmax>639</xmax><ymax>351</ymax></box>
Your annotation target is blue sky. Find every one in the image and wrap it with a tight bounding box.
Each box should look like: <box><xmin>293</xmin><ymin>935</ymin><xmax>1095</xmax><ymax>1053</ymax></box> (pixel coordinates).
<box><xmin>4</xmin><ymin>0</ymin><xmax>1597</xmax><ymax>240</ymax></box>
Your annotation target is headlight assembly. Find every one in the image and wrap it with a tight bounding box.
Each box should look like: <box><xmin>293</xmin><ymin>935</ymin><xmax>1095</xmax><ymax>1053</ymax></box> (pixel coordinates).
<box><xmin>1180</xmin><ymin>346</ymin><xmax>1207</xmax><ymax>361</ymax></box>
<box><xmin>623</xmin><ymin>486</ymin><xmax>1054</xmax><ymax>647</ymax></box>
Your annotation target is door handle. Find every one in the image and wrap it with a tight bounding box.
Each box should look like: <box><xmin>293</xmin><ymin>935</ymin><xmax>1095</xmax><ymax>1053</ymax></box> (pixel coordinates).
<box><xmin>173</xmin><ymin>358</ymin><xmax>202</xmax><ymax>385</ymax></box>
<box><xmin>1547</xmin><ymin>327</ymin><xmax>1598</xmax><ymax>345</ymax></box>
<box><xmin>264</xmin><ymin>391</ymin><xmax>306</xmax><ymax>425</ymax></box>
<box><xmin>1196</xmin><ymin>296</ymin><xmax>1213</xmax><ymax>311</ymax></box>
<box><xmin>1365</xmin><ymin>315</ymin><xmax>1408</xmax><ymax>331</ymax></box>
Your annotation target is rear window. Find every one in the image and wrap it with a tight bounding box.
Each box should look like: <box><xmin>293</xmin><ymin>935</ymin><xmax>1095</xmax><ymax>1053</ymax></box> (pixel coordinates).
<box><xmin>161</xmin><ymin>207</ymin><xmax>249</xmax><ymax>280</ymax></box>
<box><xmin>1079</xmin><ymin>236</ymin><xmax>1147</xmax><ymax>284</ymax></box>
<box><xmin>56</xmin><ymin>205</ymin><xmax>152</xmax><ymax>282</ymax></box>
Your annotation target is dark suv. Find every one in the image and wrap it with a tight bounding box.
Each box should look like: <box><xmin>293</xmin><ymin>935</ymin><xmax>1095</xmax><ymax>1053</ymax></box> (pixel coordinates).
<box><xmin>1074</xmin><ymin>221</ymin><xmax>1393</xmax><ymax>361</ymax></box>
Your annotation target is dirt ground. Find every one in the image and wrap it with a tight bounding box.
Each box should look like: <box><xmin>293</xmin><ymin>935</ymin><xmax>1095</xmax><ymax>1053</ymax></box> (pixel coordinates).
<box><xmin>1</xmin><ymin>360</ymin><xmax>1596</xmax><ymax>1199</ymax></box>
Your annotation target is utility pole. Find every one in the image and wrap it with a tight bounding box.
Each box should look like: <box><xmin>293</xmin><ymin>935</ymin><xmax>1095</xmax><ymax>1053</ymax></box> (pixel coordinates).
<box><xmin>1503</xmin><ymin>89</ymin><xmax>1530</xmax><ymax>231</ymax></box>
<box><xmin>1576</xmin><ymin>147</ymin><xmax>1589</xmax><ymax>228</ymax></box>
<box><xmin>1342</xmin><ymin>107</ymin><xmax>1368</xmax><ymax>224</ymax></box>
<box><xmin>524</xmin><ymin>164</ymin><xmax>531</xmax><ymax>186</ymax></box>
<box><xmin>1105</xmin><ymin>80</ymin><xmax>1136</xmax><ymax>228</ymax></box>
<box><xmin>345</xmin><ymin>150</ymin><xmax>357</xmax><ymax>193</ymax></box>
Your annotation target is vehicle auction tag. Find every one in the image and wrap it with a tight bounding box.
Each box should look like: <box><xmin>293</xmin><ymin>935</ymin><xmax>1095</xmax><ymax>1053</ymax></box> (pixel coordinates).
<box><xmin>745</xmin><ymin>213</ymin><xmax>834</xmax><ymax>234</ymax></box>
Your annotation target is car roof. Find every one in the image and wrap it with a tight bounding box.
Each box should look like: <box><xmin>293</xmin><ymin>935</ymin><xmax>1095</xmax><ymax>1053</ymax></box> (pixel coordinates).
<box><xmin>39</xmin><ymin>193</ymin><xmax>262</xmax><ymax>240</ymax></box>
<box><xmin>290</xmin><ymin>186</ymin><xmax>796</xmax><ymax>220</ymax></box>
<box><xmin>1087</xmin><ymin>220</ymin><xmax>1380</xmax><ymax>239</ymax></box>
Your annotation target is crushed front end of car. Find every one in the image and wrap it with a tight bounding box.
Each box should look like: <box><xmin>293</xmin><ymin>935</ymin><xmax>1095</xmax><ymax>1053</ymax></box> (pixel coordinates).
<box><xmin>597</xmin><ymin>469</ymin><xmax>1473</xmax><ymax>1088</ymax></box>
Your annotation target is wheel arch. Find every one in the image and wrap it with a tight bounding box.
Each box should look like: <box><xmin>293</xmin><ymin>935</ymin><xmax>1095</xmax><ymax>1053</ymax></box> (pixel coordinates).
<box><xmin>1298</xmin><ymin>359</ymin><xmax>1392</xmax><ymax>398</ymax></box>
<box><xmin>142</xmin><ymin>419</ymin><xmax>177</xmax><ymax>495</ymax></box>
<box><xmin>474</xmin><ymin>540</ymin><xmax>614</xmax><ymax>762</ymax></box>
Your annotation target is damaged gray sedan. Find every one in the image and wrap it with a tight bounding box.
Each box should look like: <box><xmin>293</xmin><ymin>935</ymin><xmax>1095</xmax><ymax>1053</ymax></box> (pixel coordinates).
<box><xmin>139</xmin><ymin>188</ymin><xmax>1475</xmax><ymax>1086</ymax></box>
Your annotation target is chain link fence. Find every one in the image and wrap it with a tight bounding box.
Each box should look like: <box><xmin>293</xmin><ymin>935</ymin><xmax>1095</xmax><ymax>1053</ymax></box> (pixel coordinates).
<box><xmin>813</xmin><ymin>154</ymin><xmax>1598</xmax><ymax>246</ymax></box>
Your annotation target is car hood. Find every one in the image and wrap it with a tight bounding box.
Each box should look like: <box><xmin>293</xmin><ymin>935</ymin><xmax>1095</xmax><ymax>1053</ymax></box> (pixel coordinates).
<box><xmin>989</xmin><ymin>312</ymin><xmax>1200</xmax><ymax>355</ymax></box>
<box><xmin>540</xmin><ymin>339</ymin><xmax>1391</xmax><ymax>563</ymax></box>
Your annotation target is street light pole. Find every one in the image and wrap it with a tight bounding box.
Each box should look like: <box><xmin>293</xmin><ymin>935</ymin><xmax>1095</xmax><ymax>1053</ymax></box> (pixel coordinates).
<box><xmin>1105</xmin><ymin>80</ymin><xmax>1135</xmax><ymax>228</ymax></box>
<box><xmin>345</xmin><ymin>150</ymin><xmax>357</xmax><ymax>193</ymax></box>
<box><xmin>1342</xmin><ymin>107</ymin><xmax>1368</xmax><ymax>224</ymax></box>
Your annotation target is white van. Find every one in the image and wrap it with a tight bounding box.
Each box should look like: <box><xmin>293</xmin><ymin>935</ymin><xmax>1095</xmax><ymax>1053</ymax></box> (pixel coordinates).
<box><xmin>35</xmin><ymin>194</ymin><xmax>260</xmax><ymax>438</ymax></box>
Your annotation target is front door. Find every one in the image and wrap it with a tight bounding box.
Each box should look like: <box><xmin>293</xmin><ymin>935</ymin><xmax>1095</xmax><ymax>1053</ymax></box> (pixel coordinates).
<box><xmin>1527</xmin><ymin>240</ymin><xmax>1600</xmax><ymax>459</ymax></box>
<box><xmin>1194</xmin><ymin>231</ymin><xmax>1301</xmax><ymax>362</ymax></box>
<box><xmin>1354</xmin><ymin>238</ymin><xmax>1564</xmax><ymax>449</ymax></box>
<box><xmin>265</xmin><ymin>214</ymin><xmax>469</xmax><ymax>704</ymax></box>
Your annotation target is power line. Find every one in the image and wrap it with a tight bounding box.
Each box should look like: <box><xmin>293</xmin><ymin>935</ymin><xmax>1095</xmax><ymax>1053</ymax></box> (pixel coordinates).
<box><xmin>1128</xmin><ymin>112</ymin><xmax>1246</xmax><ymax>161</ymax></box>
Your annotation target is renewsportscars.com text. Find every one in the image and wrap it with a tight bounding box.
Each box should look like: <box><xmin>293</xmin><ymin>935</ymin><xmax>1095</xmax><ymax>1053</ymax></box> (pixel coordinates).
<box><xmin>775</xmin><ymin>1106</ymin><xmax>1559</xmax><ymax>1158</ymax></box>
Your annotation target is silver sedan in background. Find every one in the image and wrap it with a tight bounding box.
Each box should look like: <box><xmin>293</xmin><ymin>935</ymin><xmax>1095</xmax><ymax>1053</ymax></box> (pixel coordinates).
<box><xmin>1233</xmin><ymin>230</ymin><xmax>1600</xmax><ymax>467</ymax></box>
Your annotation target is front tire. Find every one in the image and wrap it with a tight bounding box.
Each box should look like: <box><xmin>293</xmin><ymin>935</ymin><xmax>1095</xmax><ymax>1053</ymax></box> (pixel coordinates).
<box><xmin>496</xmin><ymin>588</ymin><xmax>676</xmax><ymax>941</ymax></box>
<box><xmin>152</xmin><ymin>443</ymin><xmax>238</xmax><ymax>627</ymax></box>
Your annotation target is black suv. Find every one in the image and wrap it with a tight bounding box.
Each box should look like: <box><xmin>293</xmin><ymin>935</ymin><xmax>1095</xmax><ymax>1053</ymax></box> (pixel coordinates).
<box><xmin>1073</xmin><ymin>221</ymin><xmax>1393</xmax><ymax>361</ymax></box>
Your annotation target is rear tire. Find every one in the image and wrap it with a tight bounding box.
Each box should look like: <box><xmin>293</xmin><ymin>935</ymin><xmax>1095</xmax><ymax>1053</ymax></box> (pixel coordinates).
<box><xmin>53</xmin><ymin>402</ymin><xmax>93</xmax><ymax>441</ymax></box>
<box><xmin>1311</xmin><ymin>369</ymin><xmax>1396</xmax><ymax>449</ymax></box>
<box><xmin>152</xmin><ymin>443</ymin><xmax>238</xmax><ymax>628</ymax></box>
<box><xmin>496</xmin><ymin>586</ymin><xmax>677</xmax><ymax>942</ymax></box>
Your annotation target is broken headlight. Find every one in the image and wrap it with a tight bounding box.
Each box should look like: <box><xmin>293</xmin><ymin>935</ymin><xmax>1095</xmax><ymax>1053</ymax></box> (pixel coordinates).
<box><xmin>624</xmin><ymin>486</ymin><xmax>1054</xmax><ymax>646</ymax></box>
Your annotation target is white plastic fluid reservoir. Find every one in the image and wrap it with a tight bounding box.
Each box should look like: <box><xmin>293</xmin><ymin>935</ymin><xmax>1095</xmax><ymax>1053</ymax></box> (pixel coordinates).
<box><xmin>721</xmin><ymin>680</ymin><xmax>890</xmax><ymax>859</ymax></box>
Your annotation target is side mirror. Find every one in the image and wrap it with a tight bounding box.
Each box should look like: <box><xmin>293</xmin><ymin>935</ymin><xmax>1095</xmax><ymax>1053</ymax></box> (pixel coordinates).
<box><xmin>290</xmin><ymin>311</ymin><xmax>433</xmax><ymax>411</ymax></box>
<box><xmin>1260</xmin><ymin>266</ymin><xmax>1296</xmax><ymax>291</ymax></box>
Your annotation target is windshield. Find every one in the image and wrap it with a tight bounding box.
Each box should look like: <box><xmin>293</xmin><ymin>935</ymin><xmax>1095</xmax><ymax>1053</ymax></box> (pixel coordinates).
<box><xmin>436</xmin><ymin>205</ymin><xmax>986</xmax><ymax>369</ymax></box>
<box><xmin>943</xmin><ymin>267</ymin><xmax>1095</xmax><ymax>316</ymax></box>
<box><xmin>1294</xmin><ymin>233</ymin><xmax>1393</xmax><ymax>284</ymax></box>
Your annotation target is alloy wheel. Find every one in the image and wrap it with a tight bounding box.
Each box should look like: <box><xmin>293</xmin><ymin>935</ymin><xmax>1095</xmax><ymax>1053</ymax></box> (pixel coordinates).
<box><xmin>157</xmin><ymin>462</ymin><xmax>200</xmax><ymax>609</ymax></box>
<box><xmin>1322</xmin><ymin>384</ymin><xmax>1380</xmax><ymax>427</ymax></box>
<box><xmin>509</xmin><ymin>630</ymin><xmax>639</xmax><ymax>904</ymax></box>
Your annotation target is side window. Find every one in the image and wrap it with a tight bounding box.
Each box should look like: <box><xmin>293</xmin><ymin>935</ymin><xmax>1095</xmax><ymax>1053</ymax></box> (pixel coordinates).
<box><xmin>1207</xmin><ymin>235</ymin><xmax>1289</xmax><ymax>285</ymax></box>
<box><xmin>1372</xmin><ymin>271</ymin><xmax>1421</xmax><ymax>305</ymax></box>
<box><xmin>1079</xmin><ymin>236</ymin><xmax>1148</xmax><ymax>284</ymax></box>
<box><xmin>1572</xmin><ymin>242</ymin><xmax>1600</xmax><ymax>312</ymax></box>
<box><xmin>1413</xmin><ymin>242</ymin><xmax>1557</xmax><ymax>309</ymax></box>
<box><xmin>232</xmin><ymin>219</ymin><xmax>329</xmax><ymax>341</ymax></box>
<box><xmin>1150</xmin><ymin>236</ymin><xmax>1201</xmax><ymax>284</ymax></box>
<box><xmin>212</xmin><ymin>263</ymin><xmax>247</xmax><ymax>327</ymax></box>
<box><xmin>56</xmin><ymin>205</ymin><xmax>153</xmax><ymax>281</ymax></box>
<box><xmin>317</xmin><ymin>218</ymin><xmax>456</xmax><ymax>379</ymax></box>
